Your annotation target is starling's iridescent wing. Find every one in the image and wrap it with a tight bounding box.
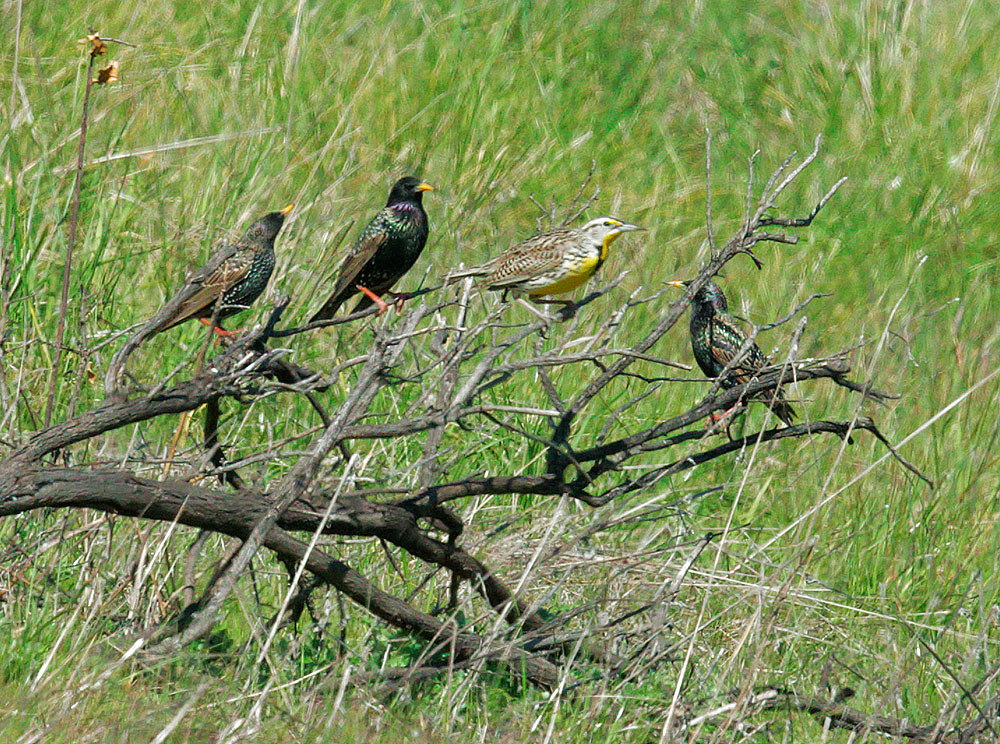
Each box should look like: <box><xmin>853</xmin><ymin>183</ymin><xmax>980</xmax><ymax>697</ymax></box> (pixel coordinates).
<box><xmin>311</xmin><ymin>216</ymin><xmax>390</xmax><ymax>321</ymax></box>
<box><xmin>707</xmin><ymin>313</ymin><xmax>768</xmax><ymax>386</ymax></box>
<box><xmin>152</xmin><ymin>206</ymin><xmax>288</xmax><ymax>335</ymax></box>
<box><xmin>481</xmin><ymin>230</ymin><xmax>571</xmax><ymax>289</ymax></box>
<box><xmin>162</xmin><ymin>245</ymin><xmax>253</xmax><ymax>330</ymax></box>
<box><xmin>710</xmin><ymin>313</ymin><xmax>796</xmax><ymax>425</ymax></box>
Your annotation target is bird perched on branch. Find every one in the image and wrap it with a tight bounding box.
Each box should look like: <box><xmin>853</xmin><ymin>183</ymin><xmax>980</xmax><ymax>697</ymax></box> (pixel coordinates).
<box><xmin>310</xmin><ymin>176</ymin><xmax>433</xmax><ymax>321</ymax></box>
<box><xmin>447</xmin><ymin>217</ymin><xmax>643</xmax><ymax>309</ymax></box>
<box><xmin>667</xmin><ymin>279</ymin><xmax>795</xmax><ymax>426</ymax></box>
<box><xmin>157</xmin><ymin>204</ymin><xmax>293</xmax><ymax>338</ymax></box>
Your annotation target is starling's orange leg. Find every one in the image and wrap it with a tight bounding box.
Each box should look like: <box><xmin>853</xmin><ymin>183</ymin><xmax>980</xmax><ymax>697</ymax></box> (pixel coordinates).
<box><xmin>705</xmin><ymin>402</ymin><xmax>743</xmax><ymax>430</ymax></box>
<box><xmin>356</xmin><ymin>285</ymin><xmax>390</xmax><ymax>315</ymax></box>
<box><xmin>198</xmin><ymin>318</ymin><xmax>240</xmax><ymax>340</ymax></box>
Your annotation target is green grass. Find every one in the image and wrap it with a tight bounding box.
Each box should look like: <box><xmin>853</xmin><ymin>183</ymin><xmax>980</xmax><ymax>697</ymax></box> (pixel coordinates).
<box><xmin>3</xmin><ymin>0</ymin><xmax>1000</xmax><ymax>740</ymax></box>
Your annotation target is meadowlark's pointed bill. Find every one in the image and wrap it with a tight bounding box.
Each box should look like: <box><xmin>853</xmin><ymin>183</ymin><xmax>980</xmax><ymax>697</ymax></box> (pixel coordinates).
<box><xmin>668</xmin><ymin>279</ymin><xmax>795</xmax><ymax>426</ymax></box>
<box><xmin>156</xmin><ymin>204</ymin><xmax>293</xmax><ymax>338</ymax></box>
<box><xmin>310</xmin><ymin>177</ymin><xmax>433</xmax><ymax>321</ymax></box>
<box><xmin>449</xmin><ymin>217</ymin><xmax>643</xmax><ymax>303</ymax></box>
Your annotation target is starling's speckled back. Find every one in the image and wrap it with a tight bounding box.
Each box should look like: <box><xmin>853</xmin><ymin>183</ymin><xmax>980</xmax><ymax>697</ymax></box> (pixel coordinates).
<box><xmin>160</xmin><ymin>207</ymin><xmax>291</xmax><ymax>332</ymax></box>
<box><xmin>217</xmin><ymin>238</ymin><xmax>276</xmax><ymax>314</ymax></box>
<box><xmin>686</xmin><ymin>281</ymin><xmax>795</xmax><ymax>426</ymax></box>
<box><xmin>310</xmin><ymin>177</ymin><xmax>432</xmax><ymax>321</ymax></box>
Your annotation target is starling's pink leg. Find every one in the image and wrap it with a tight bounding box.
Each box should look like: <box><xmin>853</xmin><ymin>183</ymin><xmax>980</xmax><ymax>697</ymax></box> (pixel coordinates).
<box><xmin>199</xmin><ymin>317</ymin><xmax>240</xmax><ymax>338</ymax></box>
<box><xmin>356</xmin><ymin>285</ymin><xmax>390</xmax><ymax>316</ymax></box>
<box><xmin>705</xmin><ymin>402</ymin><xmax>743</xmax><ymax>429</ymax></box>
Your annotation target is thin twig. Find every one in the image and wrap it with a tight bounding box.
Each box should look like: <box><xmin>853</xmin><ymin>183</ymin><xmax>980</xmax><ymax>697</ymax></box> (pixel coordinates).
<box><xmin>44</xmin><ymin>40</ymin><xmax>98</xmax><ymax>427</ymax></box>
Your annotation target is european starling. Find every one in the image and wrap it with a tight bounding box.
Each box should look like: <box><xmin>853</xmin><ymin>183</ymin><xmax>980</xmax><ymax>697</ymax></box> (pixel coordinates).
<box><xmin>667</xmin><ymin>279</ymin><xmax>795</xmax><ymax>426</ymax></box>
<box><xmin>158</xmin><ymin>204</ymin><xmax>293</xmax><ymax>337</ymax></box>
<box><xmin>448</xmin><ymin>217</ymin><xmax>643</xmax><ymax>305</ymax></box>
<box><xmin>310</xmin><ymin>176</ymin><xmax>433</xmax><ymax>321</ymax></box>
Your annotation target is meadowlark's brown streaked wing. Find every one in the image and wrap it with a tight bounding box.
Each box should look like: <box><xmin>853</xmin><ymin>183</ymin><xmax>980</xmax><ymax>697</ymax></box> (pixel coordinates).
<box><xmin>482</xmin><ymin>230</ymin><xmax>571</xmax><ymax>289</ymax></box>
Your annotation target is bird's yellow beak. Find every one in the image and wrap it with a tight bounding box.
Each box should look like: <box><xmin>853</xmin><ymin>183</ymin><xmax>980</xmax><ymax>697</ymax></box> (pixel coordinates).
<box><xmin>666</xmin><ymin>280</ymin><xmax>688</xmax><ymax>289</ymax></box>
<box><xmin>280</xmin><ymin>203</ymin><xmax>295</xmax><ymax>215</ymax></box>
<box><xmin>416</xmin><ymin>183</ymin><xmax>434</xmax><ymax>192</ymax></box>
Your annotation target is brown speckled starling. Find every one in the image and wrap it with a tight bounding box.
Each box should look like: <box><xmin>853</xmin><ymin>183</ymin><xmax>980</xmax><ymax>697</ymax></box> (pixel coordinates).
<box><xmin>310</xmin><ymin>177</ymin><xmax>433</xmax><ymax>321</ymax></box>
<box><xmin>668</xmin><ymin>279</ymin><xmax>795</xmax><ymax>426</ymax></box>
<box><xmin>158</xmin><ymin>204</ymin><xmax>293</xmax><ymax>337</ymax></box>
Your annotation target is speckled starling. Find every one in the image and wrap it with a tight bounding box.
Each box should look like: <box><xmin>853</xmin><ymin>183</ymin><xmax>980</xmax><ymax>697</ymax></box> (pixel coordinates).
<box><xmin>448</xmin><ymin>217</ymin><xmax>643</xmax><ymax>304</ymax></box>
<box><xmin>158</xmin><ymin>204</ymin><xmax>293</xmax><ymax>337</ymax></box>
<box><xmin>310</xmin><ymin>177</ymin><xmax>433</xmax><ymax>321</ymax></box>
<box><xmin>668</xmin><ymin>279</ymin><xmax>795</xmax><ymax>426</ymax></box>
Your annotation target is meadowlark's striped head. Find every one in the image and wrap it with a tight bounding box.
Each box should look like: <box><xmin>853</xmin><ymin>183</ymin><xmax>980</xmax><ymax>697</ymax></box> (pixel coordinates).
<box><xmin>578</xmin><ymin>217</ymin><xmax>644</xmax><ymax>250</ymax></box>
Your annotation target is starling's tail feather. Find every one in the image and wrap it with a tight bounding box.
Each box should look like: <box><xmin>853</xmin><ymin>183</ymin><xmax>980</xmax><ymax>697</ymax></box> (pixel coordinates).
<box><xmin>772</xmin><ymin>397</ymin><xmax>796</xmax><ymax>427</ymax></box>
<box><xmin>311</xmin><ymin>287</ymin><xmax>383</xmax><ymax>322</ymax></box>
<box><xmin>310</xmin><ymin>289</ymin><xmax>351</xmax><ymax>323</ymax></box>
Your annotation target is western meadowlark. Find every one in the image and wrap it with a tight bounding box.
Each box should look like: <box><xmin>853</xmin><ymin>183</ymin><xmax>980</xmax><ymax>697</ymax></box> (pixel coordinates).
<box><xmin>448</xmin><ymin>217</ymin><xmax>643</xmax><ymax>307</ymax></box>
<box><xmin>668</xmin><ymin>279</ymin><xmax>795</xmax><ymax>426</ymax></box>
<box><xmin>310</xmin><ymin>176</ymin><xmax>434</xmax><ymax>321</ymax></box>
<box><xmin>156</xmin><ymin>204</ymin><xmax>294</xmax><ymax>338</ymax></box>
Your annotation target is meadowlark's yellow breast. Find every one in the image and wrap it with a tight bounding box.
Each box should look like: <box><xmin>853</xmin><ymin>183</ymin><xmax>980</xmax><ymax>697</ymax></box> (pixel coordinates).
<box><xmin>527</xmin><ymin>254</ymin><xmax>601</xmax><ymax>297</ymax></box>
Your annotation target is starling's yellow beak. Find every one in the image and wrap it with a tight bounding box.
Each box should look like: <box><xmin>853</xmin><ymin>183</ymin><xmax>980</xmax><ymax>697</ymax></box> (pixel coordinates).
<box><xmin>280</xmin><ymin>203</ymin><xmax>295</xmax><ymax>215</ymax></box>
<box><xmin>666</xmin><ymin>280</ymin><xmax>689</xmax><ymax>289</ymax></box>
<box><xmin>416</xmin><ymin>183</ymin><xmax>434</xmax><ymax>192</ymax></box>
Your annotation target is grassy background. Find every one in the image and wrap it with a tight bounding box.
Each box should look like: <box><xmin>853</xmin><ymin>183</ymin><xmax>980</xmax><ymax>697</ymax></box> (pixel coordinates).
<box><xmin>3</xmin><ymin>0</ymin><xmax>1000</xmax><ymax>740</ymax></box>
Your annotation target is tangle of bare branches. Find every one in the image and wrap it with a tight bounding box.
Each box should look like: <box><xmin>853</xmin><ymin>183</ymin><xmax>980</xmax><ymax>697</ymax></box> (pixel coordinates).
<box><xmin>1</xmin><ymin>136</ymin><xmax>933</xmax><ymax>713</ymax></box>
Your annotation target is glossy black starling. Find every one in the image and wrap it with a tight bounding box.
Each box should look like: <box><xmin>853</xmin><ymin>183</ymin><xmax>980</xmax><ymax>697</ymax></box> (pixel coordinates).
<box><xmin>668</xmin><ymin>279</ymin><xmax>795</xmax><ymax>426</ymax></box>
<box><xmin>158</xmin><ymin>204</ymin><xmax>293</xmax><ymax>337</ymax></box>
<box><xmin>310</xmin><ymin>176</ymin><xmax>433</xmax><ymax>321</ymax></box>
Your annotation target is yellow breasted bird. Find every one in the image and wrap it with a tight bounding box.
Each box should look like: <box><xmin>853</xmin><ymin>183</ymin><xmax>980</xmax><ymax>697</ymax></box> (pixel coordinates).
<box><xmin>448</xmin><ymin>217</ymin><xmax>643</xmax><ymax>306</ymax></box>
